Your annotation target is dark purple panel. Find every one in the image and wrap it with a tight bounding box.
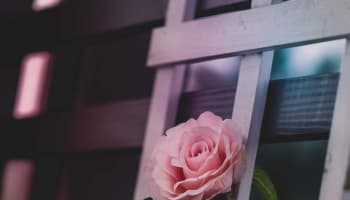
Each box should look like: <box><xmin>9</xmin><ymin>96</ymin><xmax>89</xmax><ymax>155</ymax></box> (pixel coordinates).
<box><xmin>0</xmin><ymin>0</ymin><xmax>253</xmax><ymax>53</ymax></box>
<box><xmin>30</xmin><ymin>157</ymin><xmax>63</xmax><ymax>200</ymax></box>
<box><xmin>0</xmin><ymin>99</ymin><xmax>149</xmax><ymax>154</ymax></box>
<box><xmin>0</xmin><ymin>0</ymin><xmax>32</xmax><ymax>24</ymax></box>
<box><xmin>196</xmin><ymin>0</ymin><xmax>251</xmax><ymax>18</ymax></box>
<box><xmin>78</xmin><ymin>30</ymin><xmax>155</xmax><ymax>105</ymax></box>
<box><xmin>0</xmin><ymin>68</ymin><xmax>21</xmax><ymax>119</ymax></box>
<box><xmin>0</xmin><ymin>119</ymin><xmax>36</xmax><ymax>157</ymax></box>
<box><xmin>58</xmin><ymin>0</ymin><xmax>167</xmax><ymax>38</ymax></box>
<box><xmin>62</xmin><ymin>149</ymin><xmax>141</xmax><ymax>200</ymax></box>
<box><xmin>46</xmin><ymin>46</ymin><xmax>82</xmax><ymax>112</ymax></box>
<box><xmin>177</xmin><ymin>87</ymin><xmax>235</xmax><ymax>122</ymax></box>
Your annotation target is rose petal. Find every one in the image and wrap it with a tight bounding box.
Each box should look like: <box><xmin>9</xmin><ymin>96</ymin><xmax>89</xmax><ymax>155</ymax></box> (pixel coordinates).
<box><xmin>174</xmin><ymin>151</ymin><xmax>234</xmax><ymax>193</ymax></box>
<box><xmin>152</xmin><ymin>137</ymin><xmax>184</xmax><ymax>181</ymax></box>
<box><xmin>196</xmin><ymin>146</ymin><xmax>221</xmax><ymax>176</ymax></box>
<box><xmin>165</xmin><ymin>123</ymin><xmax>186</xmax><ymax>158</ymax></box>
<box><xmin>203</xmin><ymin>165</ymin><xmax>234</xmax><ymax>199</ymax></box>
<box><xmin>149</xmin><ymin>112</ymin><xmax>246</xmax><ymax>200</ymax></box>
<box><xmin>190</xmin><ymin>141</ymin><xmax>208</xmax><ymax>157</ymax></box>
<box><xmin>179</xmin><ymin>128</ymin><xmax>220</xmax><ymax>178</ymax></box>
<box><xmin>172</xmin><ymin>164</ymin><xmax>234</xmax><ymax>200</ymax></box>
<box><xmin>187</xmin><ymin>150</ymin><xmax>210</xmax><ymax>171</ymax></box>
<box><xmin>197</xmin><ymin>112</ymin><xmax>223</xmax><ymax>130</ymax></box>
<box><xmin>152</xmin><ymin>166</ymin><xmax>178</xmax><ymax>197</ymax></box>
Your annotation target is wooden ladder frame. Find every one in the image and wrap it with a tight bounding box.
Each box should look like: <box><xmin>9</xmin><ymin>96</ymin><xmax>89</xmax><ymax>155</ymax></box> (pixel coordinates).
<box><xmin>135</xmin><ymin>0</ymin><xmax>350</xmax><ymax>199</ymax></box>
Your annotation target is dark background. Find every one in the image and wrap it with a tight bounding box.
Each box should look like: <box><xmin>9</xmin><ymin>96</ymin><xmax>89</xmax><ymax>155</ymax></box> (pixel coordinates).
<box><xmin>0</xmin><ymin>0</ymin><xmax>252</xmax><ymax>199</ymax></box>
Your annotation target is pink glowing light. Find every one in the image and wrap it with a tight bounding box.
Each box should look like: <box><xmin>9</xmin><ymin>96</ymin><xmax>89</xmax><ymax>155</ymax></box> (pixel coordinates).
<box><xmin>13</xmin><ymin>52</ymin><xmax>53</xmax><ymax>119</ymax></box>
<box><xmin>1</xmin><ymin>160</ymin><xmax>35</xmax><ymax>200</ymax></box>
<box><xmin>32</xmin><ymin>0</ymin><xmax>61</xmax><ymax>11</ymax></box>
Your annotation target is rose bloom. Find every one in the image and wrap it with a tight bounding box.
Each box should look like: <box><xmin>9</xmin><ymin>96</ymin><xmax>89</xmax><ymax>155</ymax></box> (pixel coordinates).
<box><xmin>149</xmin><ymin>112</ymin><xmax>245</xmax><ymax>200</ymax></box>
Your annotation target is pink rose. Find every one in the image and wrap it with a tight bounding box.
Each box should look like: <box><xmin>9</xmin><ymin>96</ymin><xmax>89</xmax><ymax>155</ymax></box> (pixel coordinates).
<box><xmin>149</xmin><ymin>112</ymin><xmax>245</xmax><ymax>200</ymax></box>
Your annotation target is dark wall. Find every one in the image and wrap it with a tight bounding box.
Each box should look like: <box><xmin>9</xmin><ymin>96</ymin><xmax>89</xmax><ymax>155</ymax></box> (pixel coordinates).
<box><xmin>77</xmin><ymin>29</ymin><xmax>155</xmax><ymax>106</ymax></box>
<box><xmin>0</xmin><ymin>57</ymin><xmax>22</xmax><ymax>119</ymax></box>
<box><xmin>0</xmin><ymin>0</ymin><xmax>252</xmax><ymax>199</ymax></box>
<box><xmin>29</xmin><ymin>149</ymin><xmax>141</xmax><ymax>200</ymax></box>
<box><xmin>0</xmin><ymin>1</ymin><xmax>160</xmax><ymax>199</ymax></box>
<box><xmin>61</xmin><ymin>149</ymin><xmax>141</xmax><ymax>200</ymax></box>
<box><xmin>47</xmin><ymin>45</ymin><xmax>83</xmax><ymax>112</ymax></box>
<box><xmin>0</xmin><ymin>0</ymin><xmax>32</xmax><ymax>24</ymax></box>
<box><xmin>251</xmin><ymin>141</ymin><xmax>328</xmax><ymax>200</ymax></box>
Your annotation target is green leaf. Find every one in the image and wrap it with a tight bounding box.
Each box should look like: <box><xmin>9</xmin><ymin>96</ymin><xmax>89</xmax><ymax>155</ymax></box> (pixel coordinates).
<box><xmin>252</xmin><ymin>168</ymin><xmax>278</xmax><ymax>200</ymax></box>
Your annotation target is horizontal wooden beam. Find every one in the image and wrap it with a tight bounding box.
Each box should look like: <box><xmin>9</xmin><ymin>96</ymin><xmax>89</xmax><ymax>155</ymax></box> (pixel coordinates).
<box><xmin>147</xmin><ymin>0</ymin><xmax>350</xmax><ymax>67</ymax></box>
<box><xmin>0</xmin><ymin>99</ymin><xmax>150</xmax><ymax>156</ymax></box>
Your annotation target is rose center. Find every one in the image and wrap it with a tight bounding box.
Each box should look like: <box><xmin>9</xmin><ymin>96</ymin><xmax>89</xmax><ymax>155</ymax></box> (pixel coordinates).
<box><xmin>190</xmin><ymin>141</ymin><xmax>208</xmax><ymax>157</ymax></box>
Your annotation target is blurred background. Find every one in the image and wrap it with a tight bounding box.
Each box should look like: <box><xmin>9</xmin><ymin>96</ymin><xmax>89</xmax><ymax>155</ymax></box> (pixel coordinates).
<box><xmin>0</xmin><ymin>0</ymin><xmax>347</xmax><ymax>200</ymax></box>
<box><xmin>0</xmin><ymin>1</ymin><xmax>252</xmax><ymax>199</ymax></box>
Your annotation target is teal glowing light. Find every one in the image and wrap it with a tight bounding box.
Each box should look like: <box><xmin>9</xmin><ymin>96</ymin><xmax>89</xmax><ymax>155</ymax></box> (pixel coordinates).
<box><xmin>271</xmin><ymin>39</ymin><xmax>345</xmax><ymax>80</ymax></box>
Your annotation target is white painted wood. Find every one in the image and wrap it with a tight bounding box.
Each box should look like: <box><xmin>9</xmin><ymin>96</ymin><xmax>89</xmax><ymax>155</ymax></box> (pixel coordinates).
<box><xmin>233</xmin><ymin>0</ymin><xmax>274</xmax><ymax>199</ymax></box>
<box><xmin>319</xmin><ymin>39</ymin><xmax>350</xmax><ymax>200</ymax></box>
<box><xmin>147</xmin><ymin>0</ymin><xmax>350</xmax><ymax>67</ymax></box>
<box><xmin>234</xmin><ymin>52</ymin><xmax>274</xmax><ymax>200</ymax></box>
<box><xmin>135</xmin><ymin>0</ymin><xmax>196</xmax><ymax>199</ymax></box>
<box><xmin>134</xmin><ymin>66</ymin><xmax>186</xmax><ymax>199</ymax></box>
<box><xmin>251</xmin><ymin>0</ymin><xmax>272</xmax><ymax>8</ymax></box>
<box><xmin>343</xmin><ymin>191</ymin><xmax>350</xmax><ymax>200</ymax></box>
<box><xmin>232</xmin><ymin>54</ymin><xmax>262</xmax><ymax>139</ymax></box>
<box><xmin>166</xmin><ymin>0</ymin><xmax>196</xmax><ymax>25</ymax></box>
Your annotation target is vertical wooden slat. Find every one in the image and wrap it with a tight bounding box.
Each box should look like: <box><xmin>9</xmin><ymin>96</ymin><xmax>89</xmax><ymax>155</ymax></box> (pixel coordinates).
<box><xmin>166</xmin><ymin>0</ymin><xmax>197</xmax><ymax>25</ymax></box>
<box><xmin>319</xmin><ymin>39</ymin><xmax>350</xmax><ymax>200</ymax></box>
<box><xmin>134</xmin><ymin>66</ymin><xmax>186</xmax><ymax>199</ymax></box>
<box><xmin>134</xmin><ymin>1</ymin><xmax>196</xmax><ymax>199</ymax></box>
<box><xmin>232</xmin><ymin>54</ymin><xmax>263</xmax><ymax>139</ymax></box>
<box><xmin>234</xmin><ymin>1</ymin><xmax>274</xmax><ymax>199</ymax></box>
<box><xmin>234</xmin><ymin>52</ymin><xmax>274</xmax><ymax>200</ymax></box>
